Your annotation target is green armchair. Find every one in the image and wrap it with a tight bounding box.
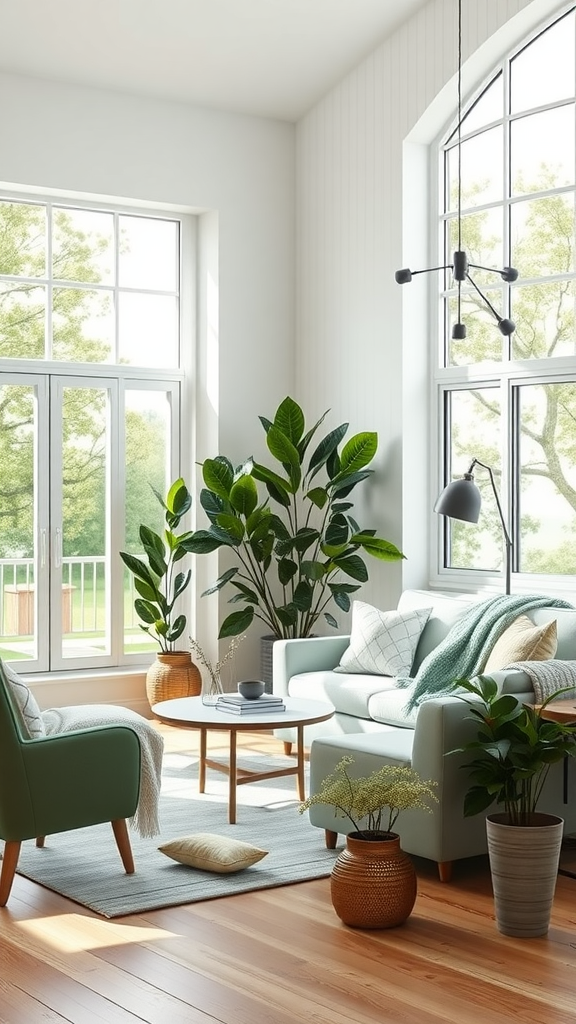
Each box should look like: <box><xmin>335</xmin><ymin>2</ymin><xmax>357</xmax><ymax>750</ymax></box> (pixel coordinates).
<box><xmin>0</xmin><ymin>661</ymin><xmax>142</xmax><ymax>906</ymax></box>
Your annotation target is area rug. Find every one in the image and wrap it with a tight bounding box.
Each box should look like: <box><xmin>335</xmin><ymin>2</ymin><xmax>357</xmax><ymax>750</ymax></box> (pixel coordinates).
<box><xmin>15</xmin><ymin>751</ymin><xmax>338</xmax><ymax>918</ymax></box>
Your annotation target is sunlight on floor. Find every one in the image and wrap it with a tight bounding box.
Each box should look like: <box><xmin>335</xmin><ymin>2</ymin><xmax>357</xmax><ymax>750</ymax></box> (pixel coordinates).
<box><xmin>17</xmin><ymin>914</ymin><xmax>176</xmax><ymax>951</ymax></box>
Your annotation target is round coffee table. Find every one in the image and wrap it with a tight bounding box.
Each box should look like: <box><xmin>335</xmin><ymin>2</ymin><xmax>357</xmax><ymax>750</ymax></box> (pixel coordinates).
<box><xmin>152</xmin><ymin>695</ymin><xmax>334</xmax><ymax>824</ymax></box>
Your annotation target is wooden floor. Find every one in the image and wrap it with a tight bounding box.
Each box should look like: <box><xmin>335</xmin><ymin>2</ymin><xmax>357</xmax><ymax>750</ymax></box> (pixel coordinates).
<box><xmin>1</xmin><ymin>722</ymin><xmax>576</xmax><ymax>1024</ymax></box>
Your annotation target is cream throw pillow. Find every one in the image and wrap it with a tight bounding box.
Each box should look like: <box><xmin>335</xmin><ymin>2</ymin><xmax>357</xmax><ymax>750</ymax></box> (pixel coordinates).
<box><xmin>158</xmin><ymin>833</ymin><xmax>268</xmax><ymax>873</ymax></box>
<box><xmin>335</xmin><ymin>601</ymin><xmax>432</xmax><ymax>676</ymax></box>
<box><xmin>483</xmin><ymin>616</ymin><xmax>557</xmax><ymax>672</ymax></box>
<box><xmin>1</xmin><ymin>660</ymin><xmax>45</xmax><ymax>738</ymax></box>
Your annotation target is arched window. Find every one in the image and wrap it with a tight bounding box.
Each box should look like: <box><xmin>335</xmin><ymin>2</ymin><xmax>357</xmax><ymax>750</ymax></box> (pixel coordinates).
<box><xmin>435</xmin><ymin>5</ymin><xmax>576</xmax><ymax>591</ymax></box>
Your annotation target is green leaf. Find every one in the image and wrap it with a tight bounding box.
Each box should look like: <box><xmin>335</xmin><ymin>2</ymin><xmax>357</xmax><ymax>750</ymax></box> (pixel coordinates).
<box><xmin>333</xmin><ymin>590</ymin><xmax>351</xmax><ymax>612</ymax></box>
<box><xmin>230</xmin><ymin>581</ymin><xmax>259</xmax><ymax>604</ymax></box>
<box><xmin>278</xmin><ymin>557</ymin><xmax>298</xmax><ymax>585</ymax></box>
<box><xmin>325</xmin><ymin>514</ymin><xmax>349</xmax><ymax>547</ymax></box>
<box><xmin>201</xmin><ymin>567</ymin><xmax>238</xmax><ymax>597</ymax></box>
<box><xmin>352</xmin><ymin>534</ymin><xmax>405</xmax><ymax>561</ymax></box>
<box><xmin>134</xmin><ymin>598</ymin><xmax>160</xmax><ymax>624</ymax></box>
<box><xmin>297</xmin><ymin>408</ymin><xmax>330</xmax><ymax>460</ymax></box>
<box><xmin>251</xmin><ymin>460</ymin><xmax>294</xmax><ymax>496</ymax></box>
<box><xmin>293</xmin><ymin>527</ymin><xmax>319</xmax><ymax>553</ymax></box>
<box><xmin>218</xmin><ymin>608</ymin><xmax>255</xmax><ymax>638</ymax></box>
<box><xmin>186</xmin><ymin>529</ymin><xmax>226</xmax><ymax>554</ymax></box>
<box><xmin>306</xmin><ymin>486</ymin><xmax>328</xmax><ymax>509</ymax></box>
<box><xmin>330</xmin><ymin>469</ymin><xmax>373</xmax><ymax>496</ymax></box>
<box><xmin>267</xmin><ymin>424</ymin><xmax>301</xmax><ymax>491</ymax></box>
<box><xmin>173</xmin><ymin>569</ymin><xmax>191</xmax><ymax>600</ymax></box>
<box><xmin>166</xmin><ymin>615</ymin><xmax>186</xmax><ymax>643</ymax></box>
<box><xmin>308</xmin><ymin>422</ymin><xmax>348</xmax><ymax>478</ymax></box>
<box><xmin>230</xmin><ymin>475</ymin><xmax>259</xmax><ymax>517</ymax></box>
<box><xmin>276</xmin><ymin>603</ymin><xmax>298</xmax><ymax>627</ymax></box>
<box><xmin>301</xmin><ymin>559</ymin><xmax>326</xmax><ymax>581</ymax></box>
<box><xmin>200</xmin><ymin>487</ymin><xmax>227</xmax><ymax>522</ymax></box>
<box><xmin>133</xmin><ymin>577</ymin><xmax>160</xmax><ymax>603</ymax></box>
<box><xmin>203</xmin><ymin>457</ymin><xmax>234</xmax><ymax>500</ymax></box>
<box><xmin>216</xmin><ymin>512</ymin><xmax>245</xmax><ymax>543</ymax></box>
<box><xmin>324</xmin><ymin>612</ymin><xmax>339</xmax><ymax>628</ymax></box>
<box><xmin>332</xmin><ymin>554</ymin><xmax>369</xmax><ymax>582</ymax></box>
<box><xmin>273</xmin><ymin>396</ymin><xmax>305</xmax><ymax>444</ymax></box>
<box><xmin>338</xmin><ymin>431</ymin><xmax>378</xmax><ymax>476</ymax></box>
<box><xmin>293</xmin><ymin>580</ymin><xmax>313</xmax><ymax>611</ymax></box>
<box><xmin>119</xmin><ymin>552</ymin><xmax>158</xmax><ymax>588</ymax></box>
<box><xmin>246</xmin><ymin>505</ymin><xmax>271</xmax><ymax>536</ymax></box>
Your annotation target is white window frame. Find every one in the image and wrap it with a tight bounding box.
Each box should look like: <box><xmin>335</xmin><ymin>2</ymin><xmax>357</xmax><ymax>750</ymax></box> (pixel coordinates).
<box><xmin>0</xmin><ymin>189</ymin><xmax>196</xmax><ymax>673</ymax></box>
<box><xmin>430</xmin><ymin>4</ymin><xmax>576</xmax><ymax>596</ymax></box>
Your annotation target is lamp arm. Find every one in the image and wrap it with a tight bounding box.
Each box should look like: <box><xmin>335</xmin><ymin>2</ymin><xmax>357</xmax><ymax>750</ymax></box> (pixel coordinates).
<box><xmin>468</xmin><ymin>458</ymin><xmax>513</xmax><ymax>595</ymax></box>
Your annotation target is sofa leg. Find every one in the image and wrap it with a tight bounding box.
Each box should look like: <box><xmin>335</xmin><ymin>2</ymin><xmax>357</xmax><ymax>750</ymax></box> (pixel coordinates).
<box><xmin>438</xmin><ymin>860</ymin><xmax>453</xmax><ymax>883</ymax></box>
<box><xmin>283</xmin><ymin>741</ymin><xmax>292</xmax><ymax>756</ymax></box>
<box><xmin>325</xmin><ymin>830</ymin><xmax>338</xmax><ymax>850</ymax></box>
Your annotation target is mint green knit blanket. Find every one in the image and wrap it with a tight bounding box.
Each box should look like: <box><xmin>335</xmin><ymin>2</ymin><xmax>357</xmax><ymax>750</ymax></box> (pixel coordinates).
<box><xmin>401</xmin><ymin>594</ymin><xmax>574</xmax><ymax>712</ymax></box>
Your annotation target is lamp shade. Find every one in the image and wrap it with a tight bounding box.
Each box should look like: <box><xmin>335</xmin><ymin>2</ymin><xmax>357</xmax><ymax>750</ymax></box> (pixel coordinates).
<box><xmin>433</xmin><ymin>473</ymin><xmax>481</xmax><ymax>524</ymax></box>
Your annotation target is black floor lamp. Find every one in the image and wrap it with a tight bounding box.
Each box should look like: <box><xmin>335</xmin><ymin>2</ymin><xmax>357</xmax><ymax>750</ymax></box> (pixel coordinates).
<box><xmin>434</xmin><ymin>458</ymin><xmax>513</xmax><ymax>594</ymax></box>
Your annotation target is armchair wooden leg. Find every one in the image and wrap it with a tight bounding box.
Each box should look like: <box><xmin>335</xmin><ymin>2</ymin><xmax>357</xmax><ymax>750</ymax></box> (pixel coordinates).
<box><xmin>438</xmin><ymin>860</ymin><xmax>453</xmax><ymax>883</ymax></box>
<box><xmin>36</xmin><ymin>837</ymin><xmax>45</xmax><ymax>848</ymax></box>
<box><xmin>325</xmin><ymin>829</ymin><xmax>338</xmax><ymax>850</ymax></box>
<box><xmin>283</xmin><ymin>742</ymin><xmax>292</xmax><ymax>756</ymax></box>
<box><xmin>111</xmin><ymin>819</ymin><xmax>135</xmax><ymax>874</ymax></box>
<box><xmin>0</xmin><ymin>840</ymin><xmax>21</xmax><ymax>906</ymax></box>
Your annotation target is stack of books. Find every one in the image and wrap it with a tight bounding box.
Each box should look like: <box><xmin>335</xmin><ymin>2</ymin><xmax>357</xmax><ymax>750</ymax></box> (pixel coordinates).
<box><xmin>216</xmin><ymin>692</ymin><xmax>286</xmax><ymax>715</ymax></box>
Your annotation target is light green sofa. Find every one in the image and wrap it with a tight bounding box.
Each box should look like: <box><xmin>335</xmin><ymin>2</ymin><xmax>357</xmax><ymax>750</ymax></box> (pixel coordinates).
<box><xmin>272</xmin><ymin>589</ymin><xmax>576</xmax><ymax>881</ymax></box>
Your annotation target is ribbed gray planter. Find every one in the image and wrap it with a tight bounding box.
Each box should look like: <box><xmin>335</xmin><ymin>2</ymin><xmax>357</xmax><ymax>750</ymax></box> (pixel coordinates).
<box><xmin>486</xmin><ymin>812</ymin><xmax>564</xmax><ymax>938</ymax></box>
<box><xmin>259</xmin><ymin>635</ymin><xmax>276</xmax><ymax>694</ymax></box>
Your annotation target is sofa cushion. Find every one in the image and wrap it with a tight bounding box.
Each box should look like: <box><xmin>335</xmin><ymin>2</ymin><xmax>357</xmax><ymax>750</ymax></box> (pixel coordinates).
<box><xmin>335</xmin><ymin>602</ymin><xmax>432</xmax><ymax>677</ymax></box>
<box><xmin>287</xmin><ymin>669</ymin><xmax>398</xmax><ymax>719</ymax></box>
<box><xmin>483</xmin><ymin>616</ymin><xmax>557</xmax><ymax>671</ymax></box>
<box><xmin>158</xmin><ymin>833</ymin><xmax>268</xmax><ymax>873</ymax></box>
<box><xmin>367</xmin><ymin>687</ymin><xmax>420</xmax><ymax>729</ymax></box>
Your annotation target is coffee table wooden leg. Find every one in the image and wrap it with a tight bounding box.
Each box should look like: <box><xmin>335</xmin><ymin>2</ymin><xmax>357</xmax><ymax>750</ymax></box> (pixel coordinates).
<box><xmin>229</xmin><ymin>729</ymin><xmax>237</xmax><ymax>824</ymax></box>
<box><xmin>296</xmin><ymin>724</ymin><xmax>306</xmax><ymax>800</ymax></box>
<box><xmin>199</xmin><ymin>727</ymin><xmax>207</xmax><ymax>794</ymax></box>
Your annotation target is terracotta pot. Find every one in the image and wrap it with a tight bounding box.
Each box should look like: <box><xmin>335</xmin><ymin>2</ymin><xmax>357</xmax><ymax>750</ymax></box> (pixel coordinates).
<box><xmin>146</xmin><ymin>652</ymin><xmax>201</xmax><ymax>707</ymax></box>
<box><xmin>330</xmin><ymin>831</ymin><xmax>417</xmax><ymax>929</ymax></box>
<box><xmin>486</xmin><ymin>812</ymin><xmax>564</xmax><ymax>938</ymax></box>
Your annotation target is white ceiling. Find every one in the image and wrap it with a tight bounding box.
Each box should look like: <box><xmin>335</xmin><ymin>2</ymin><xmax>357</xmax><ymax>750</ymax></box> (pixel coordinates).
<box><xmin>0</xmin><ymin>0</ymin><xmax>428</xmax><ymax>121</ymax></box>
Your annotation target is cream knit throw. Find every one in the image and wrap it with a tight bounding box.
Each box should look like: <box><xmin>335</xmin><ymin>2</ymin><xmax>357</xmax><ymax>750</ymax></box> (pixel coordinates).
<box><xmin>504</xmin><ymin>660</ymin><xmax>576</xmax><ymax>704</ymax></box>
<box><xmin>42</xmin><ymin>704</ymin><xmax>164</xmax><ymax>838</ymax></box>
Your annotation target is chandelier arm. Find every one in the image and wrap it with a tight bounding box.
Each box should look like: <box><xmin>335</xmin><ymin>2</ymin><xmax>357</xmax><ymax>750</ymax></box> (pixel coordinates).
<box><xmin>465</xmin><ymin>273</ymin><xmax>506</xmax><ymax>324</ymax></box>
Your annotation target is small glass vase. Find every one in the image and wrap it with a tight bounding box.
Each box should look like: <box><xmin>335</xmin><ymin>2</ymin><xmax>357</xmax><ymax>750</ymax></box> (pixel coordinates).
<box><xmin>202</xmin><ymin>674</ymin><xmax>224</xmax><ymax>706</ymax></box>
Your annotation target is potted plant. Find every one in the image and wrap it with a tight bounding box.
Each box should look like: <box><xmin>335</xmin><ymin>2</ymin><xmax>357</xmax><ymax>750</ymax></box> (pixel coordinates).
<box><xmin>120</xmin><ymin>477</ymin><xmax>201</xmax><ymax>707</ymax></box>
<box><xmin>188</xmin><ymin>396</ymin><xmax>405</xmax><ymax>679</ymax></box>
<box><xmin>449</xmin><ymin>674</ymin><xmax>576</xmax><ymax>937</ymax></box>
<box><xmin>299</xmin><ymin>755</ymin><xmax>438</xmax><ymax>928</ymax></box>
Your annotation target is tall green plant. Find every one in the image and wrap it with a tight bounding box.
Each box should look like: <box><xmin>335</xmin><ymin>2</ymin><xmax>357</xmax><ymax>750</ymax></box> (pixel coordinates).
<box><xmin>188</xmin><ymin>397</ymin><xmax>405</xmax><ymax>639</ymax></box>
<box><xmin>450</xmin><ymin>675</ymin><xmax>576</xmax><ymax>826</ymax></box>
<box><xmin>120</xmin><ymin>478</ymin><xmax>196</xmax><ymax>652</ymax></box>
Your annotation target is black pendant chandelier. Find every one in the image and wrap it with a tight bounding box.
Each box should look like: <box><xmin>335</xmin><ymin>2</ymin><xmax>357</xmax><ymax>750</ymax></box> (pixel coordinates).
<box><xmin>395</xmin><ymin>0</ymin><xmax>518</xmax><ymax>339</ymax></box>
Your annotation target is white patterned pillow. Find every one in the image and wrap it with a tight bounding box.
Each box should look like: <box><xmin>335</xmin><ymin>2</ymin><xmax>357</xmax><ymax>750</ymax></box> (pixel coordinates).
<box><xmin>335</xmin><ymin>602</ymin><xmax>432</xmax><ymax>677</ymax></box>
<box><xmin>1</xmin><ymin>661</ymin><xmax>45</xmax><ymax>738</ymax></box>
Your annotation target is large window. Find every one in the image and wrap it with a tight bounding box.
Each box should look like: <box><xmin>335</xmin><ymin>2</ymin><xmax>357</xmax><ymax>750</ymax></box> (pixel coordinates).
<box><xmin>0</xmin><ymin>194</ymin><xmax>192</xmax><ymax>671</ymax></box>
<box><xmin>435</xmin><ymin>7</ymin><xmax>576</xmax><ymax>590</ymax></box>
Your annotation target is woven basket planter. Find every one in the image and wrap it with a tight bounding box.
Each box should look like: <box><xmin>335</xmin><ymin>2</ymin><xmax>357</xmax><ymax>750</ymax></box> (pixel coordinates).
<box><xmin>146</xmin><ymin>652</ymin><xmax>201</xmax><ymax>708</ymax></box>
<box><xmin>330</xmin><ymin>831</ymin><xmax>417</xmax><ymax>929</ymax></box>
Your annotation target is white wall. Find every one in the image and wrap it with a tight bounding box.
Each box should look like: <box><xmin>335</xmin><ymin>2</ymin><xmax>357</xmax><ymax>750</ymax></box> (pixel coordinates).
<box><xmin>0</xmin><ymin>71</ymin><xmax>295</xmax><ymax>704</ymax></box>
<box><xmin>295</xmin><ymin>0</ymin><xmax>565</xmax><ymax>625</ymax></box>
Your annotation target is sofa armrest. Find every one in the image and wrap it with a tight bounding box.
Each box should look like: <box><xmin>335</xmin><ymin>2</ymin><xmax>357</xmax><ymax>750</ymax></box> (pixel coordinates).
<box><xmin>272</xmin><ymin>635</ymin><xmax>350</xmax><ymax>698</ymax></box>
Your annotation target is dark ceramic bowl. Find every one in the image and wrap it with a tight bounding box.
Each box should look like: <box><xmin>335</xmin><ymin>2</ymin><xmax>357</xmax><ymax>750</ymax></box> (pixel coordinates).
<box><xmin>237</xmin><ymin>680</ymin><xmax>266</xmax><ymax>700</ymax></box>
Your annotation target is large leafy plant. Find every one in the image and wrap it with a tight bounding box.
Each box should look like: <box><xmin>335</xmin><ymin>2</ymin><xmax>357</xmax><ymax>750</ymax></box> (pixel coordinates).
<box><xmin>120</xmin><ymin>478</ymin><xmax>196</xmax><ymax>652</ymax></box>
<box><xmin>189</xmin><ymin>396</ymin><xmax>405</xmax><ymax>639</ymax></box>
<box><xmin>450</xmin><ymin>675</ymin><xmax>576</xmax><ymax>826</ymax></box>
